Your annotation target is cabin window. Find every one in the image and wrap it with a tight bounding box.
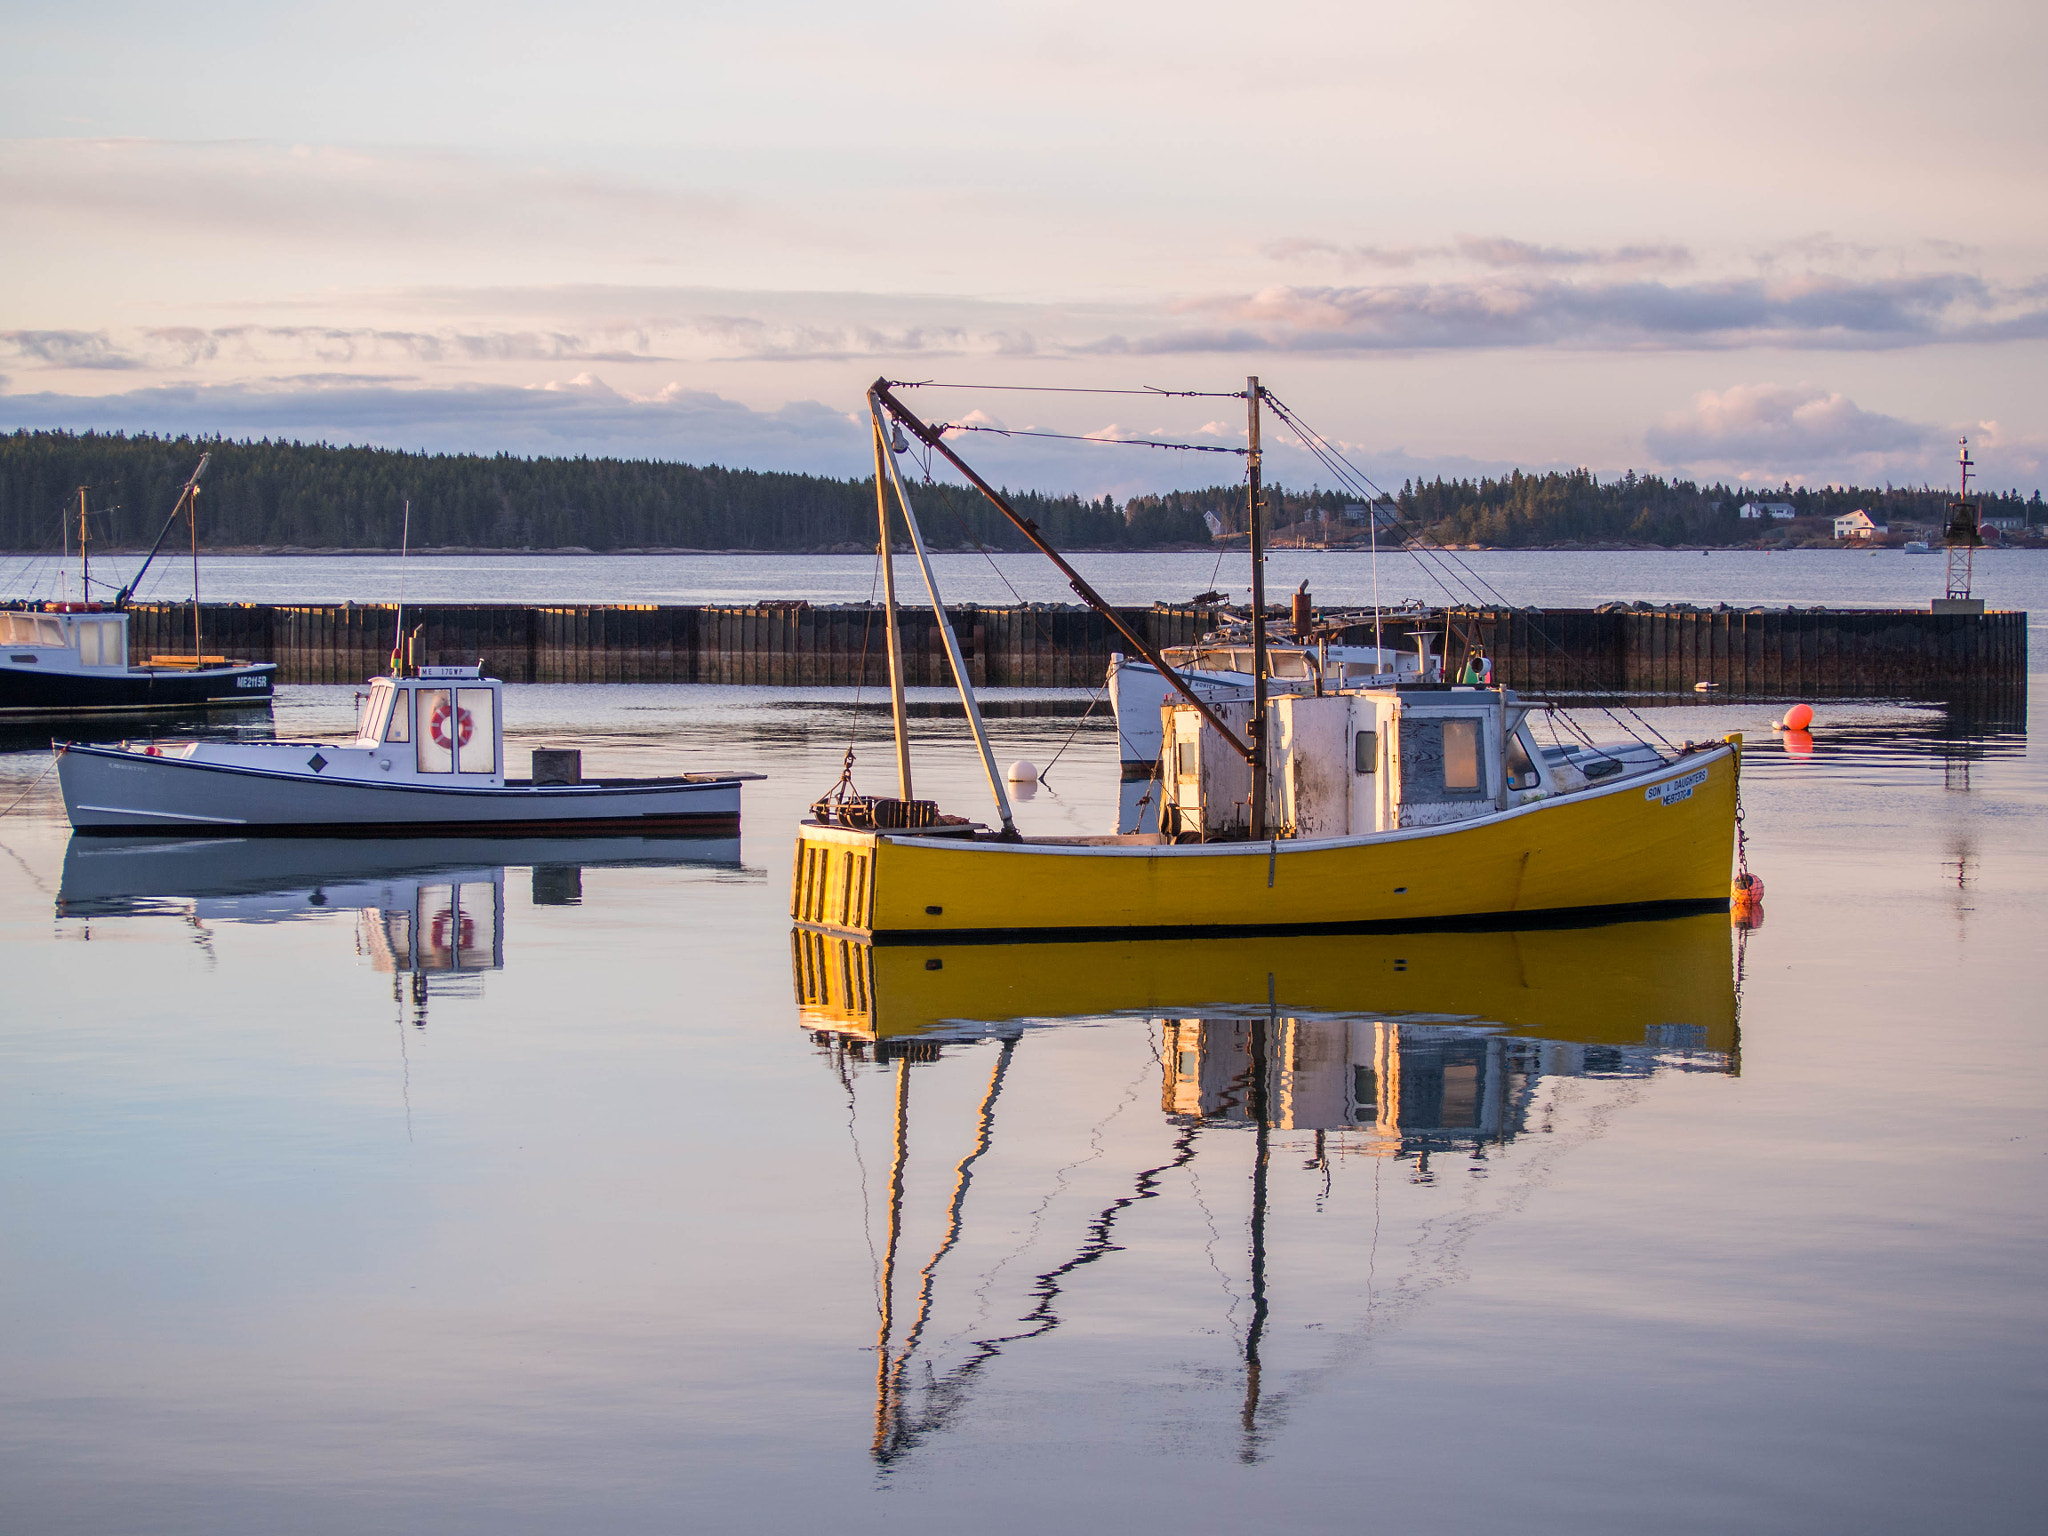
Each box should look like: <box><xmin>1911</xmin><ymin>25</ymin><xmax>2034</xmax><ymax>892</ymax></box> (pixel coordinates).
<box><xmin>1353</xmin><ymin>730</ymin><xmax>1378</xmax><ymax>774</ymax></box>
<box><xmin>356</xmin><ymin>683</ymin><xmax>391</xmax><ymax>744</ymax></box>
<box><xmin>1444</xmin><ymin>719</ymin><xmax>1481</xmax><ymax>790</ymax></box>
<box><xmin>385</xmin><ymin>689</ymin><xmax>411</xmax><ymax>742</ymax></box>
<box><xmin>1175</xmin><ymin>739</ymin><xmax>1199</xmax><ymax>778</ymax></box>
<box><xmin>456</xmin><ymin>688</ymin><xmax>496</xmax><ymax>774</ymax></box>
<box><xmin>416</xmin><ymin>688</ymin><xmax>454</xmax><ymax>772</ymax></box>
<box><xmin>0</xmin><ymin>615</ymin><xmax>63</xmax><ymax>647</ymax></box>
<box><xmin>1400</xmin><ymin>718</ymin><xmax>1488</xmax><ymax>800</ymax></box>
<box><xmin>1505</xmin><ymin>731</ymin><xmax>1540</xmax><ymax>791</ymax></box>
<box><xmin>77</xmin><ymin>621</ymin><xmax>117</xmax><ymax>666</ymax></box>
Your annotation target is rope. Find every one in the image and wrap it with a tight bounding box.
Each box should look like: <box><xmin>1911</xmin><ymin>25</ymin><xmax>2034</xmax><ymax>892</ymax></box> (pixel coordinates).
<box><xmin>0</xmin><ymin>751</ymin><xmax>60</xmax><ymax>818</ymax></box>
<box><xmin>1036</xmin><ymin>680</ymin><xmax>1106</xmax><ymax>786</ymax></box>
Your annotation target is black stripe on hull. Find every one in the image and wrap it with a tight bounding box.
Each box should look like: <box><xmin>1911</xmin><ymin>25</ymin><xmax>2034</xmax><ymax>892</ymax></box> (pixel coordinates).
<box><xmin>0</xmin><ymin>664</ymin><xmax>275</xmax><ymax>717</ymax></box>
<box><xmin>835</xmin><ymin>896</ymin><xmax>1731</xmax><ymax>946</ymax></box>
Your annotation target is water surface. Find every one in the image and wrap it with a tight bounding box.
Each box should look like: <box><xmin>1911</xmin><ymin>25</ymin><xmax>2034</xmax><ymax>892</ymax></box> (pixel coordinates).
<box><xmin>0</xmin><ymin>570</ymin><xmax>2042</xmax><ymax>1534</ymax></box>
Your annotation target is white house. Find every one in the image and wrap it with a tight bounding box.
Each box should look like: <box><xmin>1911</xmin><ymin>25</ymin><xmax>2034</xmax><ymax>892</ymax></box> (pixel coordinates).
<box><xmin>1739</xmin><ymin>501</ymin><xmax>1797</xmax><ymax>520</ymax></box>
<box><xmin>1834</xmin><ymin>509</ymin><xmax>1889</xmax><ymax>540</ymax></box>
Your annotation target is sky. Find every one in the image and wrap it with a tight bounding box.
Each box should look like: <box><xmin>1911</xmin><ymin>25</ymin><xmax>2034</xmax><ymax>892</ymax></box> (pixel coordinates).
<box><xmin>3</xmin><ymin>0</ymin><xmax>2045</xmax><ymax>498</ymax></box>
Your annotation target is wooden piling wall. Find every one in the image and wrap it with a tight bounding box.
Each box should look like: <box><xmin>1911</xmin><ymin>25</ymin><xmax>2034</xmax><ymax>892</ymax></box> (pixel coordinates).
<box><xmin>1457</xmin><ymin>606</ymin><xmax>2028</xmax><ymax>697</ymax></box>
<box><xmin>124</xmin><ymin>600</ymin><xmax>2026</xmax><ymax>697</ymax></box>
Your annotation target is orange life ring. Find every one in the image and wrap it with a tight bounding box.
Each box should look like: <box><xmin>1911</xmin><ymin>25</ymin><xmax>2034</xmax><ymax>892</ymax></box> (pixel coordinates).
<box><xmin>428</xmin><ymin>700</ymin><xmax>475</xmax><ymax>752</ymax></box>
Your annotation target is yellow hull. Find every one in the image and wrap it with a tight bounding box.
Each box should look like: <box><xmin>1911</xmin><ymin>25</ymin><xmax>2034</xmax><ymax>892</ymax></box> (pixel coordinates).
<box><xmin>793</xmin><ymin>912</ymin><xmax>1735</xmax><ymax>1052</ymax></box>
<box><xmin>792</xmin><ymin>744</ymin><xmax>1738</xmax><ymax>940</ymax></box>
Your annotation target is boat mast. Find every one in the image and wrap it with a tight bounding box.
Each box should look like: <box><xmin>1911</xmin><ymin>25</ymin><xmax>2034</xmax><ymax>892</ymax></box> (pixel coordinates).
<box><xmin>869</xmin><ymin>412</ymin><xmax>915</xmax><ymax>799</ymax></box>
<box><xmin>390</xmin><ymin>499</ymin><xmax>412</xmax><ymax>674</ymax></box>
<box><xmin>115</xmin><ymin>453</ymin><xmax>209</xmax><ymax>609</ymax></box>
<box><xmin>1247</xmin><ymin>377</ymin><xmax>1269</xmax><ymax>840</ymax></box>
<box><xmin>869</xmin><ymin>380</ymin><xmax>1253</xmax><ymax>762</ymax></box>
<box><xmin>77</xmin><ymin>486</ymin><xmax>90</xmax><ymax>603</ymax></box>
<box><xmin>871</xmin><ymin>396</ymin><xmax>1017</xmax><ymax>836</ymax></box>
<box><xmin>189</xmin><ymin>477</ymin><xmax>203</xmax><ymax>658</ymax></box>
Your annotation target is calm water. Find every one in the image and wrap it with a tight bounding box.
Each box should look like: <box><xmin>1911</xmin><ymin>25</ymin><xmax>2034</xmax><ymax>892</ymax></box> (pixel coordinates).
<box><xmin>11</xmin><ymin>544</ymin><xmax>2044</xmax><ymax>613</ymax></box>
<box><xmin>1</xmin><ymin>553</ymin><xmax>2043</xmax><ymax>1534</ymax></box>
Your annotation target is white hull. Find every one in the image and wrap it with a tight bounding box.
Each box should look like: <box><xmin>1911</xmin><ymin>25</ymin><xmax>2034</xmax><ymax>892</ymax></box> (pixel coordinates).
<box><xmin>58</xmin><ymin>744</ymin><xmax>747</xmax><ymax>835</ymax></box>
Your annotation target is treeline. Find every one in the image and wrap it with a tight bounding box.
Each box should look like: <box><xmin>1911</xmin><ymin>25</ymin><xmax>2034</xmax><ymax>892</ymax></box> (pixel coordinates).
<box><xmin>0</xmin><ymin>431</ymin><xmax>1214</xmax><ymax>554</ymax></box>
<box><xmin>1399</xmin><ymin>469</ymin><xmax>2043</xmax><ymax>547</ymax></box>
<box><xmin>1138</xmin><ymin>472</ymin><xmax>2045</xmax><ymax>547</ymax></box>
<box><xmin>5</xmin><ymin>431</ymin><xmax>2039</xmax><ymax>556</ymax></box>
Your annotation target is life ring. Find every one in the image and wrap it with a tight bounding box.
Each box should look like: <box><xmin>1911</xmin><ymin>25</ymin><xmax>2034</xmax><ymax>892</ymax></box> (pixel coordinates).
<box><xmin>428</xmin><ymin>909</ymin><xmax>475</xmax><ymax>956</ymax></box>
<box><xmin>428</xmin><ymin>699</ymin><xmax>474</xmax><ymax>751</ymax></box>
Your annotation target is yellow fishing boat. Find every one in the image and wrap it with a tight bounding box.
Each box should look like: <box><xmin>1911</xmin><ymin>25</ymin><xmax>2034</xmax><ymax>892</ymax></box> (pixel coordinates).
<box><xmin>794</xmin><ymin>380</ymin><xmax>1740</xmax><ymax>942</ymax></box>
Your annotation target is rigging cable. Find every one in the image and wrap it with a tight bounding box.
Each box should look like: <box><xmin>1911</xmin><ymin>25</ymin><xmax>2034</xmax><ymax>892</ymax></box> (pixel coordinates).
<box><xmin>936</xmin><ymin>423</ymin><xmax>1247</xmax><ymax>455</ymax></box>
<box><xmin>888</xmin><ymin>380</ymin><xmax>1245</xmax><ymax>399</ymax></box>
<box><xmin>1262</xmin><ymin>391</ymin><xmax>1675</xmax><ymax>752</ymax></box>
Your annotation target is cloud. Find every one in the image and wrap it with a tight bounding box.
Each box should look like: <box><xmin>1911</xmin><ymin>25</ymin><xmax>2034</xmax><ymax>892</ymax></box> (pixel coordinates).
<box><xmin>1451</xmin><ymin>236</ymin><xmax>1693</xmax><ymax>270</ymax></box>
<box><xmin>0</xmin><ymin>375</ymin><xmax>1486</xmax><ymax>497</ymax></box>
<box><xmin>0</xmin><ymin>329</ymin><xmax>143</xmax><ymax>370</ymax></box>
<box><xmin>0</xmin><ymin>376</ymin><xmax>868</xmax><ymax>474</ymax></box>
<box><xmin>1638</xmin><ymin>382</ymin><xmax>2007</xmax><ymax>483</ymax></box>
<box><xmin>1093</xmin><ymin>270</ymin><xmax>2048</xmax><ymax>354</ymax></box>
<box><xmin>0</xmin><ymin>138</ymin><xmax>776</xmax><ymax>255</ymax></box>
<box><xmin>1263</xmin><ymin>236</ymin><xmax>1694</xmax><ymax>273</ymax></box>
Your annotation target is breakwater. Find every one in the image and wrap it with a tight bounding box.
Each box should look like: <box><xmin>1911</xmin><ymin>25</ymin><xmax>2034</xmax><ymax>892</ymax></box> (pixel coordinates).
<box><xmin>124</xmin><ymin>600</ymin><xmax>2027</xmax><ymax>697</ymax></box>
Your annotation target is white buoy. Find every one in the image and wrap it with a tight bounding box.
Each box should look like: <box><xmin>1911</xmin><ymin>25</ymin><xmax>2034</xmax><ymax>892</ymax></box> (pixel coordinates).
<box><xmin>1006</xmin><ymin>759</ymin><xmax>1039</xmax><ymax>784</ymax></box>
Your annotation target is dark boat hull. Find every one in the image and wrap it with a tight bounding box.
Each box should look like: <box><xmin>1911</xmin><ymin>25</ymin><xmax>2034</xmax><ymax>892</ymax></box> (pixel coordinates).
<box><xmin>0</xmin><ymin>662</ymin><xmax>276</xmax><ymax>717</ymax></box>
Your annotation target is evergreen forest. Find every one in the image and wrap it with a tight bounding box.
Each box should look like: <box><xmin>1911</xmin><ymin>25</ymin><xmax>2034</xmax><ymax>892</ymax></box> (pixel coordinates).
<box><xmin>2</xmin><ymin>429</ymin><xmax>2038</xmax><ymax>559</ymax></box>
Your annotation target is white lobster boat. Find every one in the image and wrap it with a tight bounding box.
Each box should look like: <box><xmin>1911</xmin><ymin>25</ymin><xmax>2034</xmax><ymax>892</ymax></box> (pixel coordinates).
<box><xmin>58</xmin><ymin>664</ymin><xmax>758</xmax><ymax>836</ymax></box>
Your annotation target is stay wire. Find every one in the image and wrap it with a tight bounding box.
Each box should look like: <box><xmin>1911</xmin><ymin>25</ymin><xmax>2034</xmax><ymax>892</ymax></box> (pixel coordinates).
<box><xmin>937</xmin><ymin>423</ymin><xmax>1247</xmax><ymax>455</ymax></box>
<box><xmin>1264</xmin><ymin>393</ymin><xmax>1673</xmax><ymax>752</ymax></box>
<box><xmin>888</xmin><ymin>380</ymin><xmax>1245</xmax><ymax>399</ymax></box>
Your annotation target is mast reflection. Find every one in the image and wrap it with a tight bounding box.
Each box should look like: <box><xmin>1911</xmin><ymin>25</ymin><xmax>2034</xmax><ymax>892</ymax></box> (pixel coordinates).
<box><xmin>795</xmin><ymin>916</ymin><xmax>1738</xmax><ymax>1469</ymax></box>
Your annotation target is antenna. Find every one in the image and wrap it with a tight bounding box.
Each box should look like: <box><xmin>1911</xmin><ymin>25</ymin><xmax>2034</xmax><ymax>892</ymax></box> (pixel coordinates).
<box><xmin>390</xmin><ymin>498</ymin><xmax>412</xmax><ymax>674</ymax></box>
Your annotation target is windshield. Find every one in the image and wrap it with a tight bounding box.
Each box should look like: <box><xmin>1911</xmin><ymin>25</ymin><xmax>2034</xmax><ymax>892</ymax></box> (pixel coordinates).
<box><xmin>356</xmin><ymin>682</ymin><xmax>392</xmax><ymax>746</ymax></box>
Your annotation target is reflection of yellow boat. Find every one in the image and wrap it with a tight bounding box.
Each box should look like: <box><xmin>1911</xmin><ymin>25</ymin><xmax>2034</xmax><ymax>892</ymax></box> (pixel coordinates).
<box><xmin>792</xmin><ymin>912</ymin><xmax>1735</xmax><ymax>1052</ymax></box>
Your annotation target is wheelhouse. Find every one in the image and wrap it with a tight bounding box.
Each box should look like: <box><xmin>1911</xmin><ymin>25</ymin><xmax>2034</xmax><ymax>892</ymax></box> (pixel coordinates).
<box><xmin>352</xmin><ymin>666</ymin><xmax>503</xmax><ymax>782</ymax></box>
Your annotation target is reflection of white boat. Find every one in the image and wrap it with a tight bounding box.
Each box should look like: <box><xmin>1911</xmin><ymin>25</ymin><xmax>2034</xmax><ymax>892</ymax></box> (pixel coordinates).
<box><xmin>57</xmin><ymin>831</ymin><xmax>747</xmax><ymax>1002</ymax></box>
<box><xmin>56</xmin><ymin>831</ymin><xmax>743</xmax><ymax>917</ymax></box>
<box><xmin>1108</xmin><ymin>628</ymin><xmax>1441</xmax><ymax>771</ymax></box>
<box><xmin>58</xmin><ymin>664</ymin><xmax>759</xmax><ymax>835</ymax></box>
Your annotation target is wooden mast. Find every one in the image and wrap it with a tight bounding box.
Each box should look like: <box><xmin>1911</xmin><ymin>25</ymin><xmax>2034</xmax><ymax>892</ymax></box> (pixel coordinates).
<box><xmin>1247</xmin><ymin>378</ymin><xmax>1269</xmax><ymax>840</ymax></box>
<box><xmin>189</xmin><ymin>479</ymin><xmax>203</xmax><ymax>659</ymax></box>
<box><xmin>869</xmin><ymin>379</ymin><xmax>1254</xmax><ymax>763</ymax></box>
<box><xmin>77</xmin><ymin>486</ymin><xmax>90</xmax><ymax>603</ymax></box>
<box><xmin>869</xmin><ymin>411</ymin><xmax>915</xmax><ymax>799</ymax></box>
<box><xmin>871</xmin><ymin>394</ymin><xmax>1018</xmax><ymax>836</ymax></box>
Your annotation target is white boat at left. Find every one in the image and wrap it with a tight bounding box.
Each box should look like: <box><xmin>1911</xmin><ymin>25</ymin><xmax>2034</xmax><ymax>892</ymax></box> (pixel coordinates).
<box><xmin>57</xmin><ymin>664</ymin><xmax>760</xmax><ymax>835</ymax></box>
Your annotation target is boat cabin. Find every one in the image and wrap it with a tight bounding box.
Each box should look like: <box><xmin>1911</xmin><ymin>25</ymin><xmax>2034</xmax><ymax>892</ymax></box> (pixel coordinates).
<box><xmin>1162</xmin><ymin>686</ymin><xmax>1576</xmax><ymax>841</ymax></box>
<box><xmin>2</xmin><ymin>606</ymin><xmax>131</xmax><ymax>675</ymax></box>
<box><xmin>351</xmin><ymin>665</ymin><xmax>505</xmax><ymax>784</ymax></box>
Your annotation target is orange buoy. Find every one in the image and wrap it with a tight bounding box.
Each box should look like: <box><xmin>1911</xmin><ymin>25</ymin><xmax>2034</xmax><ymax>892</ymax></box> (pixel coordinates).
<box><xmin>1782</xmin><ymin>703</ymin><xmax>1814</xmax><ymax>730</ymax></box>
<box><xmin>1731</xmin><ymin>872</ymin><xmax>1766</xmax><ymax>928</ymax></box>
